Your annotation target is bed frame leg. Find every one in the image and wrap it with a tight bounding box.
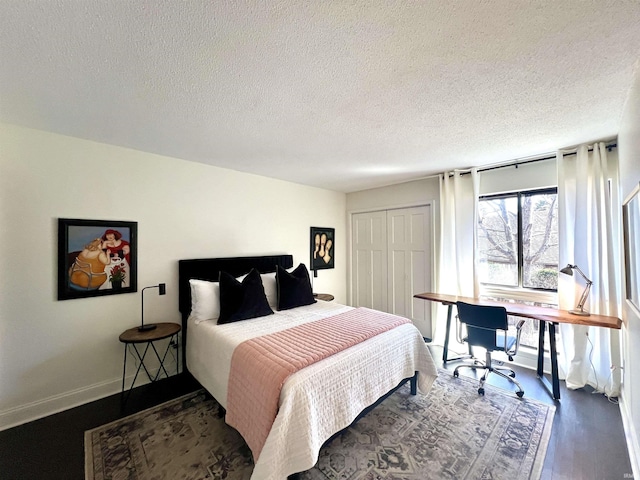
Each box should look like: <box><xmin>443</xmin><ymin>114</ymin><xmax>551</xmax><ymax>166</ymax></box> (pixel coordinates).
<box><xmin>410</xmin><ymin>372</ymin><xmax>418</xmax><ymax>395</ymax></box>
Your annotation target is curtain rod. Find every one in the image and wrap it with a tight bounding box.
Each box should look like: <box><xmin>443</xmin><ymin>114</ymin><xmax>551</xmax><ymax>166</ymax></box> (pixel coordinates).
<box><xmin>476</xmin><ymin>142</ymin><xmax>617</xmax><ymax>174</ymax></box>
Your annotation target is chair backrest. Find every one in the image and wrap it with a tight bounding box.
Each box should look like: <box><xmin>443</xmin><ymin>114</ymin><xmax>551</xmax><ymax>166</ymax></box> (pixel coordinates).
<box><xmin>456</xmin><ymin>301</ymin><xmax>509</xmax><ymax>351</ymax></box>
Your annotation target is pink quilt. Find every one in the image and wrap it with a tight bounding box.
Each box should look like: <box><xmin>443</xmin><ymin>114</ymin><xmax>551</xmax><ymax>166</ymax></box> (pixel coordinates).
<box><xmin>225</xmin><ymin>307</ymin><xmax>411</xmax><ymax>460</ymax></box>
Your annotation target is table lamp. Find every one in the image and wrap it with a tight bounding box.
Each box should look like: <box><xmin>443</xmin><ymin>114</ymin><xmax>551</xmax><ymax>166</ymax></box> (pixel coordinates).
<box><xmin>139</xmin><ymin>283</ymin><xmax>166</xmax><ymax>331</ymax></box>
<box><xmin>559</xmin><ymin>264</ymin><xmax>592</xmax><ymax>316</ymax></box>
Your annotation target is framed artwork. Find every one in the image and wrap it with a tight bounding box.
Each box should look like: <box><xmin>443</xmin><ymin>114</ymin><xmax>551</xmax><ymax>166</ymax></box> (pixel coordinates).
<box><xmin>623</xmin><ymin>183</ymin><xmax>640</xmax><ymax>313</ymax></box>
<box><xmin>58</xmin><ymin>218</ymin><xmax>138</xmax><ymax>300</ymax></box>
<box><xmin>310</xmin><ymin>227</ymin><xmax>335</xmax><ymax>272</ymax></box>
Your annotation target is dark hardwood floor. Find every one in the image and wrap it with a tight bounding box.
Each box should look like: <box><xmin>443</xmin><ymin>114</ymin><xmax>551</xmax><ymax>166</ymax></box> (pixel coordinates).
<box><xmin>0</xmin><ymin>345</ymin><xmax>633</xmax><ymax>480</ymax></box>
<box><xmin>0</xmin><ymin>374</ymin><xmax>201</xmax><ymax>480</ymax></box>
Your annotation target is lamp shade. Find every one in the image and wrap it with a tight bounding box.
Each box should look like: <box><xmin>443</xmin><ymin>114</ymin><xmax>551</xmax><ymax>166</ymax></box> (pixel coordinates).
<box><xmin>559</xmin><ymin>264</ymin><xmax>592</xmax><ymax>316</ymax></box>
<box><xmin>560</xmin><ymin>265</ymin><xmax>574</xmax><ymax>275</ymax></box>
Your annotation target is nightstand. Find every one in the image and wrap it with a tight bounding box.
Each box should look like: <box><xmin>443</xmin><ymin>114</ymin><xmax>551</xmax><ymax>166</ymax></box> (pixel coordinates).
<box><xmin>314</xmin><ymin>293</ymin><xmax>334</xmax><ymax>302</ymax></box>
<box><xmin>119</xmin><ymin>322</ymin><xmax>181</xmax><ymax>399</ymax></box>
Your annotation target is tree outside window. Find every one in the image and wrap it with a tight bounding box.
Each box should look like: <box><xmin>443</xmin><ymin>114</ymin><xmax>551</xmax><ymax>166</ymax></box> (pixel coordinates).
<box><xmin>477</xmin><ymin>188</ymin><xmax>559</xmax><ymax>349</ymax></box>
<box><xmin>478</xmin><ymin>189</ymin><xmax>558</xmax><ymax>290</ymax></box>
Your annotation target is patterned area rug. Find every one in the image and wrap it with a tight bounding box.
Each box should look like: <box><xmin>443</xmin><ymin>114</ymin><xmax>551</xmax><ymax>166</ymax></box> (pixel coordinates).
<box><xmin>85</xmin><ymin>371</ymin><xmax>554</xmax><ymax>480</ymax></box>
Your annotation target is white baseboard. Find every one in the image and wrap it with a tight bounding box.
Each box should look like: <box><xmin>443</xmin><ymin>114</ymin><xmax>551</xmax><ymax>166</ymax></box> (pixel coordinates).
<box><xmin>0</xmin><ymin>354</ymin><xmax>180</xmax><ymax>432</ymax></box>
<box><xmin>0</xmin><ymin>376</ymin><xmax>123</xmax><ymax>431</ymax></box>
<box><xmin>0</xmin><ymin>363</ymin><xmax>180</xmax><ymax>432</ymax></box>
<box><xmin>510</xmin><ymin>347</ymin><xmax>553</xmax><ymax>373</ymax></box>
<box><xmin>620</xmin><ymin>392</ymin><xmax>640</xmax><ymax>480</ymax></box>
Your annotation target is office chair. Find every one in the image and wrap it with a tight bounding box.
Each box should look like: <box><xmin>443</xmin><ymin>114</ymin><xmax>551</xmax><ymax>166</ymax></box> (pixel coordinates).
<box><xmin>453</xmin><ymin>301</ymin><xmax>525</xmax><ymax>397</ymax></box>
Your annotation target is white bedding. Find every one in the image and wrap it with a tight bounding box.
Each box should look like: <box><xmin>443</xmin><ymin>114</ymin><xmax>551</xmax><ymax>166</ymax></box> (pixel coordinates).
<box><xmin>186</xmin><ymin>300</ymin><xmax>438</xmax><ymax>480</ymax></box>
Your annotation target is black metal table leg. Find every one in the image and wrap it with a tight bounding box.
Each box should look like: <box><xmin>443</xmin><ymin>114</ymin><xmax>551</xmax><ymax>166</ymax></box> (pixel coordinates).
<box><xmin>548</xmin><ymin>322</ymin><xmax>561</xmax><ymax>399</ymax></box>
<box><xmin>536</xmin><ymin>320</ymin><xmax>561</xmax><ymax>400</ymax></box>
<box><xmin>442</xmin><ymin>303</ymin><xmax>472</xmax><ymax>363</ymax></box>
<box><xmin>132</xmin><ymin>343</ymin><xmax>156</xmax><ymax>382</ymax></box>
<box><xmin>443</xmin><ymin>304</ymin><xmax>452</xmax><ymax>362</ymax></box>
<box><xmin>150</xmin><ymin>340</ymin><xmax>172</xmax><ymax>380</ymax></box>
<box><xmin>119</xmin><ymin>323</ymin><xmax>182</xmax><ymax>405</ymax></box>
<box><xmin>121</xmin><ymin>342</ymin><xmax>152</xmax><ymax>404</ymax></box>
<box><xmin>537</xmin><ymin>320</ymin><xmax>545</xmax><ymax>376</ymax></box>
<box><xmin>121</xmin><ymin>343</ymin><xmax>127</xmax><ymax>393</ymax></box>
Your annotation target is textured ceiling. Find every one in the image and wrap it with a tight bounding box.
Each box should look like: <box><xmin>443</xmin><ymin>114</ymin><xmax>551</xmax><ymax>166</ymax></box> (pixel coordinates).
<box><xmin>1</xmin><ymin>1</ymin><xmax>639</xmax><ymax>192</ymax></box>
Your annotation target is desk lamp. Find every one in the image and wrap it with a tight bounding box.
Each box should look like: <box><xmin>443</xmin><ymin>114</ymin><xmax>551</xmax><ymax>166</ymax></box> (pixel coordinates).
<box><xmin>139</xmin><ymin>283</ymin><xmax>166</xmax><ymax>331</ymax></box>
<box><xmin>559</xmin><ymin>264</ymin><xmax>592</xmax><ymax>316</ymax></box>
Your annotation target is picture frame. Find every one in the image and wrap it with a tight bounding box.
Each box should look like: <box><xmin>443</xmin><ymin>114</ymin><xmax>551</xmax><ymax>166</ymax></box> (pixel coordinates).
<box><xmin>623</xmin><ymin>183</ymin><xmax>640</xmax><ymax>314</ymax></box>
<box><xmin>310</xmin><ymin>227</ymin><xmax>335</xmax><ymax>272</ymax></box>
<box><xmin>58</xmin><ymin>218</ymin><xmax>138</xmax><ymax>300</ymax></box>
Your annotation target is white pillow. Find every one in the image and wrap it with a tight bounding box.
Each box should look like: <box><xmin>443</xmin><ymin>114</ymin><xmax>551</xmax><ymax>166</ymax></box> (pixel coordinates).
<box><xmin>261</xmin><ymin>272</ymin><xmax>277</xmax><ymax>308</ymax></box>
<box><xmin>236</xmin><ymin>272</ymin><xmax>277</xmax><ymax>308</ymax></box>
<box><xmin>189</xmin><ymin>279</ymin><xmax>220</xmax><ymax>324</ymax></box>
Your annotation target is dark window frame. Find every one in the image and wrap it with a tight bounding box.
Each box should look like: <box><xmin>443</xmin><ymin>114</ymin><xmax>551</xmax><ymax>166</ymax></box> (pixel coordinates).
<box><xmin>479</xmin><ymin>187</ymin><xmax>558</xmax><ymax>292</ymax></box>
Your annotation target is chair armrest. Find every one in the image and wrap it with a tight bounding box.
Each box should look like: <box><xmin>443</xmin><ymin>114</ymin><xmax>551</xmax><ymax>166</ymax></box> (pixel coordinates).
<box><xmin>510</xmin><ymin>319</ymin><xmax>526</xmax><ymax>356</ymax></box>
<box><xmin>455</xmin><ymin>315</ymin><xmax>466</xmax><ymax>344</ymax></box>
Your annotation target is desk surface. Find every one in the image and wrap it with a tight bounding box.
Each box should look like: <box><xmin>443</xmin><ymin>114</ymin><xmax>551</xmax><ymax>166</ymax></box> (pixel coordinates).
<box><xmin>414</xmin><ymin>292</ymin><xmax>622</xmax><ymax>329</ymax></box>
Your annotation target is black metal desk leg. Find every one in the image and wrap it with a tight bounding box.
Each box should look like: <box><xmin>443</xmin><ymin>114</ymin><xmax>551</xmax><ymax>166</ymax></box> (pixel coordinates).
<box><xmin>537</xmin><ymin>320</ymin><xmax>545</xmax><ymax>377</ymax></box>
<box><xmin>536</xmin><ymin>320</ymin><xmax>561</xmax><ymax>401</ymax></box>
<box><xmin>443</xmin><ymin>304</ymin><xmax>453</xmax><ymax>362</ymax></box>
<box><xmin>548</xmin><ymin>322</ymin><xmax>561</xmax><ymax>400</ymax></box>
<box><xmin>442</xmin><ymin>303</ymin><xmax>472</xmax><ymax>364</ymax></box>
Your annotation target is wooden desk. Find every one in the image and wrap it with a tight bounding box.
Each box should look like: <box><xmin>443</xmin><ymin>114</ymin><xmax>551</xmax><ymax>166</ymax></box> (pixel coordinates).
<box><xmin>414</xmin><ymin>292</ymin><xmax>622</xmax><ymax>400</ymax></box>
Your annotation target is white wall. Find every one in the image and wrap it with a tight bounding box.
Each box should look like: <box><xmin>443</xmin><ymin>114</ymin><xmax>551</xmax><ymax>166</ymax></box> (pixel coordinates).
<box><xmin>346</xmin><ymin>177</ymin><xmax>440</xmax><ymax>213</ymax></box>
<box><xmin>618</xmin><ymin>63</ymin><xmax>640</xmax><ymax>478</ymax></box>
<box><xmin>479</xmin><ymin>158</ymin><xmax>557</xmax><ymax>195</ymax></box>
<box><xmin>0</xmin><ymin>123</ymin><xmax>346</xmax><ymax>430</ymax></box>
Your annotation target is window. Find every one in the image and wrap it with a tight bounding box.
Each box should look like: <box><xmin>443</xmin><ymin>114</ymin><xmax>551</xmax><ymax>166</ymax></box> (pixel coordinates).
<box><xmin>478</xmin><ymin>188</ymin><xmax>559</xmax><ymax>350</ymax></box>
<box><xmin>478</xmin><ymin>188</ymin><xmax>559</xmax><ymax>290</ymax></box>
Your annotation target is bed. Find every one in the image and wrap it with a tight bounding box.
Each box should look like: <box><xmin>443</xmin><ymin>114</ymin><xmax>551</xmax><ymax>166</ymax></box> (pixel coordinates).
<box><xmin>178</xmin><ymin>255</ymin><xmax>438</xmax><ymax>480</ymax></box>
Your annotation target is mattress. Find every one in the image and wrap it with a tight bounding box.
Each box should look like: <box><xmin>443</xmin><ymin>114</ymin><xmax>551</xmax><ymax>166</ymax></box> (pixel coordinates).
<box><xmin>186</xmin><ymin>300</ymin><xmax>438</xmax><ymax>480</ymax></box>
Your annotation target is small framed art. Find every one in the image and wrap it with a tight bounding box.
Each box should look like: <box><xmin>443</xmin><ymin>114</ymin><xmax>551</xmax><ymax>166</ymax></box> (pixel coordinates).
<box><xmin>58</xmin><ymin>218</ymin><xmax>138</xmax><ymax>300</ymax></box>
<box><xmin>310</xmin><ymin>227</ymin><xmax>335</xmax><ymax>272</ymax></box>
<box><xmin>623</xmin><ymin>183</ymin><xmax>640</xmax><ymax>313</ymax></box>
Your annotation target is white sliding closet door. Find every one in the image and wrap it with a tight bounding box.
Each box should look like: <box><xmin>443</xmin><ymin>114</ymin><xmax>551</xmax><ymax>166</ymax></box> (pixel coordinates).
<box><xmin>387</xmin><ymin>207</ymin><xmax>431</xmax><ymax>325</ymax></box>
<box><xmin>351</xmin><ymin>205</ymin><xmax>433</xmax><ymax>337</ymax></box>
<box><xmin>352</xmin><ymin>210</ymin><xmax>388</xmax><ymax>312</ymax></box>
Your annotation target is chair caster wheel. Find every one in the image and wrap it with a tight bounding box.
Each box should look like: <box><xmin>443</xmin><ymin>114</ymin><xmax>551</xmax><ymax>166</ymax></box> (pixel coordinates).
<box><xmin>478</xmin><ymin>388</ymin><xmax>485</xmax><ymax>395</ymax></box>
<box><xmin>453</xmin><ymin>371</ymin><xmax>459</xmax><ymax>378</ymax></box>
<box><xmin>509</xmin><ymin>372</ymin><xmax>516</xmax><ymax>378</ymax></box>
<box><xmin>516</xmin><ymin>391</ymin><xmax>524</xmax><ymax>398</ymax></box>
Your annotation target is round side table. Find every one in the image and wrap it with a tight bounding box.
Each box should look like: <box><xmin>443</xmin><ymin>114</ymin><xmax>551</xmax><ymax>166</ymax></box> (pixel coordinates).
<box><xmin>314</xmin><ymin>293</ymin><xmax>334</xmax><ymax>302</ymax></box>
<box><xmin>119</xmin><ymin>322</ymin><xmax>181</xmax><ymax>400</ymax></box>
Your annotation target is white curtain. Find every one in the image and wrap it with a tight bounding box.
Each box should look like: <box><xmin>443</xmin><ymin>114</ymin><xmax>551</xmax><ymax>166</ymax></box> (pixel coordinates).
<box><xmin>557</xmin><ymin>142</ymin><xmax>622</xmax><ymax>396</ymax></box>
<box><xmin>434</xmin><ymin>169</ymin><xmax>480</xmax><ymax>346</ymax></box>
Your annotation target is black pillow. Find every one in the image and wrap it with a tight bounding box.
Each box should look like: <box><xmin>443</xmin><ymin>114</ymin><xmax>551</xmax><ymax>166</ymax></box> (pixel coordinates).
<box><xmin>276</xmin><ymin>264</ymin><xmax>317</xmax><ymax>310</ymax></box>
<box><xmin>218</xmin><ymin>269</ymin><xmax>274</xmax><ymax>324</ymax></box>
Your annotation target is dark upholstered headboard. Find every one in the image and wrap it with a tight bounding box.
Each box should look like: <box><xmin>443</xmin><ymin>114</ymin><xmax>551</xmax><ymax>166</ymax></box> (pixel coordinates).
<box><xmin>178</xmin><ymin>255</ymin><xmax>294</xmax><ymax>369</ymax></box>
